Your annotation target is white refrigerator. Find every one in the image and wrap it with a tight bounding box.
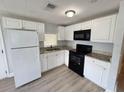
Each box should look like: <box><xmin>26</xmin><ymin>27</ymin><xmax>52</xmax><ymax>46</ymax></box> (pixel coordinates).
<box><xmin>4</xmin><ymin>29</ymin><xmax>41</xmax><ymax>88</ymax></box>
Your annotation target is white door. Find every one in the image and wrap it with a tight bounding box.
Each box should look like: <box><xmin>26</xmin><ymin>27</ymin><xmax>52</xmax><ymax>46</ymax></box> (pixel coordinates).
<box><xmin>37</xmin><ymin>23</ymin><xmax>44</xmax><ymax>41</ymax></box>
<box><xmin>2</xmin><ymin>17</ymin><xmax>22</xmax><ymax>29</ymax></box>
<box><xmin>22</xmin><ymin>20</ymin><xmax>37</xmax><ymax>30</ymax></box>
<box><xmin>65</xmin><ymin>26</ymin><xmax>73</xmax><ymax>41</ymax></box>
<box><xmin>56</xmin><ymin>51</ymin><xmax>64</xmax><ymax>66</ymax></box>
<box><xmin>91</xmin><ymin>16</ymin><xmax>112</xmax><ymax>42</ymax></box>
<box><xmin>58</xmin><ymin>26</ymin><xmax>65</xmax><ymax>40</ymax></box>
<box><xmin>82</xmin><ymin>21</ymin><xmax>92</xmax><ymax>30</ymax></box>
<box><xmin>11</xmin><ymin>47</ymin><xmax>41</xmax><ymax>88</ymax></box>
<box><xmin>64</xmin><ymin>50</ymin><xmax>69</xmax><ymax>67</ymax></box>
<box><xmin>40</xmin><ymin>54</ymin><xmax>48</xmax><ymax>72</ymax></box>
<box><xmin>47</xmin><ymin>53</ymin><xmax>57</xmax><ymax>70</ymax></box>
<box><xmin>0</xmin><ymin>26</ymin><xmax>7</xmax><ymax>79</ymax></box>
<box><xmin>84</xmin><ymin>57</ymin><xmax>103</xmax><ymax>86</ymax></box>
<box><xmin>7</xmin><ymin>30</ymin><xmax>39</xmax><ymax>48</ymax></box>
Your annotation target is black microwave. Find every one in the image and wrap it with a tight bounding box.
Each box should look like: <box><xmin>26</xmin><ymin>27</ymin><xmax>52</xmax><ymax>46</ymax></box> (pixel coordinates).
<box><xmin>74</xmin><ymin>29</ymin><xmax>91</xmax><ymax>41</ymax></box>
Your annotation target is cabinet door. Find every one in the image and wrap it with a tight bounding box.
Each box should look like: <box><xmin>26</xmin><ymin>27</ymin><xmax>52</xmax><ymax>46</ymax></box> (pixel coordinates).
<box><xmin>23</xmin><ymin>20</ymin><xmax>37</xmax><ymax>30</ymax></box>
<box><xmin>40</xmin><ymin>54</ymin><xmax>47</xmax><ymax>72</ymax></box>
<box><xmin>47</xmin><ymin>53</ymin><xmax>57</xmax><ymax>70</ymax></box>
<box><xmin>82</xmin><ymin>21</ymin><xmax>92</xmax><ymax>30</ymax></box>
<box><xmin>91</xmin><ymin>15</ymin><xmax>117</xmax><ymax>43</ymax></box>
<box><xmin>56</xmin><ymin>51</ymin><xmax>65</xmax><ymax>66</ymax></box>
<box><xmin>101</xmin><ymin>64</ymin><xmax>110</xmax><ymax>89</ymax></box>
<box><xmin>73</xmin><ymin>23</ymin><xmax>82</xmax><ymax>31</ymax></box>
<box><xmin>58</xmin><ymin>26</ymin><xmax>65</xmax><ymax>40</ymax></box>
<box><xmin>64</xmin><ymin>25</ymin><xmax>73</xmax><ymax>41</ymax></box>
<box><xmin>2</xmin><ymin>17</ymin><xmax>22</xmax><ymax>29</ymax></box>
<box><xmin>37</xmin><ymin>23</ymin><xmax>44</xmax><ymax>41</ymax></box>
<box><xmin>84</xmin><ymin>57</ymin><xmax>103</xmax><ymax>86</ymax></box>
<box><xmin>64</xmin><ymin>50</ymin><xmax>69</xmax><ymax>67</ymax></box>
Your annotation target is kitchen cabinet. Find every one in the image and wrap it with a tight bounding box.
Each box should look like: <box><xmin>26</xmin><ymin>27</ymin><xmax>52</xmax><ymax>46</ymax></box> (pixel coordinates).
<box><xmin>73</xmin><ymin>23</ymin><xmax>82</xmax><ymax>31</ymax></box>
<box><xmin>64</xmin><ymin>25</ymin><xmax>74</xmax><ymax>41</ymax></box>
<box><xmin>37</xmin><ymin>23</ymin><xmax>45</xmax><ymax>41</ymax></box>
<box><xmin>84</xmin><ymin>56</ymin><xmax>110</xmax><ymax>89</ymax></box>
<box><xmin>22</xmin><ymin>20</ymin><xmax>37</xmax><ymax>30</ymax></box>
<box><xmin>91</xmin><ymin>14</ymin><xmax>117</xmax><ymax>43</ymax></box>
<box><xmin>56</xmin><ymin>51</ymin><xmax>65</xmax><ymax>66</ymax></box>
<box><xmin>64</xmin><ymin>50</ymin><xmax>69</xmax><ymax>67</ymax></box>
<box><xmin>47</xmin><ymin>52</ymin><xmax>58</xmax><ymax>70</ymax></box>
<box><xmin>40</xmin><ymin>50</ymin><xmax>67</xmax><ymax>72</ymax></box>
<box><xmin>82</xmin><ymin>21</ymin><xmax>92</xmax><ymax>30</ymax></box>
<box><xmin>40</xmin><ymin>54</ymin><xmax>48</xmax><ymax>72</ymax></box>
<box><xmin>2</xmin><ymin>17</ymin><xmax>22</xmax><ymax>29</ymax></box>
<box><xmin>57</xmin><ymin>26</ymin><xmax>65</xmax><ymax>40</ymax></box>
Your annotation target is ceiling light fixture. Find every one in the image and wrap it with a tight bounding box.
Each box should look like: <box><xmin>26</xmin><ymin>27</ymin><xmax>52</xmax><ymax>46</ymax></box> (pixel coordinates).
<box><xmin>65</xmin><ymin>10</ymin><xmax>76</xmax><ymax>17</ymax></box>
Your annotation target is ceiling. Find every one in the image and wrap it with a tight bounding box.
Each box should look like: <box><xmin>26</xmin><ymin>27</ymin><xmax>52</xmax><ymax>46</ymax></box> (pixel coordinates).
<box><xmin>0</xmin><ymin>0</ymin><xmax>121</xmax><ymax>25</ymax></box>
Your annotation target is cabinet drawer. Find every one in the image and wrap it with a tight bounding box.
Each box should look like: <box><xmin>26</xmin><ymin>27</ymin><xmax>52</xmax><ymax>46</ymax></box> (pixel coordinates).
<box><xmin>2</xmin><ymin>17</ymin><xmax>22</xmax><ymax>29</ymax></box>
<box><xmin>85</xmin><ymin>56</ymin><xmax>110</xmax><ymax>68</ymax></box>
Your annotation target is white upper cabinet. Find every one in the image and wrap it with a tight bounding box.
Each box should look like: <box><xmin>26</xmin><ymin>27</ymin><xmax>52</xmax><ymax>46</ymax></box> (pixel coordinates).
<box><xmin>73</xmin><ymin>23</ymin><xmax>82</xmax><ymax>31</ymax></box>
<box><xmin>37</xmin><ymin>23</ymin><xmax>45</xmax><ymax>41</ymax></box>
<box><xmin>22</xmin><ymin>20</ymin><xmax>37</xmax><ymax>30</ymax></box>
<box><xmin>2</xmin><ymin>17</ymin><xmax>22</xmax><ymax>29</ymax></box>
<box><xmin>57</xmin><ymin>26</ymin><xmax>65</xmax><ymax>40</ymax></box>
<box><xmin>82</xmin><ymin>21</ymin><xmax>92</xmax><ymax>30</ymax></box>
<box><xmin>91</xmin><ymin>14</ymin><xmax>117</xmax><ymax>43</ymax></box>
<box><xmin>64</xmin><ymin>25</ymin><xmax>74</xmax><ymax>41</ymax></box>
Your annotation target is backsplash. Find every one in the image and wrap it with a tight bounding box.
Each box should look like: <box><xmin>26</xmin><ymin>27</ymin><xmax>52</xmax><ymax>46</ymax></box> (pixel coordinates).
<box><xmin>64</xmin><ymin>41</ymin><xmax>113</xmax><ymax>55</ymax></box>
<box><xmin>40</xmin><ymin>40</ymin><xmax>113</xmax><ymax>55</ymax></box>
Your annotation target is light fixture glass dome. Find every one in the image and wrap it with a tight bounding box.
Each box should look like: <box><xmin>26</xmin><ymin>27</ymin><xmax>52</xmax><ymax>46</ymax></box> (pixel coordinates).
<box><xmin>65</xmin><ymin>10</ymin><xmax>76</xmax><ymax>17</ymax></box>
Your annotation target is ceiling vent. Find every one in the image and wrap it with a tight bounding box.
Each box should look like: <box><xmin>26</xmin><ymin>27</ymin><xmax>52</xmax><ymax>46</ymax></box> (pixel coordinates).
<box><xmin>46</xmin><ymin>3</ymin><xmax>57</xmax><ymax>10</ymax></box>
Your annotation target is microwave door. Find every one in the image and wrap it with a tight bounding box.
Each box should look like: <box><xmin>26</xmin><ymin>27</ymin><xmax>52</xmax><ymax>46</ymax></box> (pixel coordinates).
<box><xmin>85</xmin><ymin>31</ymin><xmax>91</xmax><ymax>40</ymax></box>
<box><xmin>74</xmin><ymin>32</ymin><xmax>85</xmax><ymax>40</ymax></box>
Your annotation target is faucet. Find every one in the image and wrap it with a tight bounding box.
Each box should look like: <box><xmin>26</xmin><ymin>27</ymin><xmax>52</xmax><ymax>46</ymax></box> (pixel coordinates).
<box><xmin>50</xmin><ymin>45</ymin><xmax>52</xmax><ymax>48</ymax></box>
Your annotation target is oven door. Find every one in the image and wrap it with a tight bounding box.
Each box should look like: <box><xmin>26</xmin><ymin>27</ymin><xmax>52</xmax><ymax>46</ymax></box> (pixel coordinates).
<box><xmin>69</xmin><ymin>51</ymin><xmax>84</xmax><ymax>76</ymax></box>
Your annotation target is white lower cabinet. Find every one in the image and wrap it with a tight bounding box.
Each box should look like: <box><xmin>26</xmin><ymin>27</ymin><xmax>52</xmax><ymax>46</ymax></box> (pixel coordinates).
<box><xmin>47</xmin><ymin>53</ymin><xmax>58</xmax><ymax>70</ymax></box>
<box><xmin>84</xmin><ymin>59</ymin><xmax>103</xmax><ymax>86</ymax></box>
<box><xmin>56</xmin><ymin>51</ymin><xmax>65</xmax><ymax>66</ymax></box>
<box><xmin>40</xmin><ymin>54</ymin><xmax>48</xmax><ymax>72</ymax></box>
<box><xmin>40</xmin><ymin>50</ymin><xmax>69</xmax><ymax>72</ymax></box>
<box><xmin>64</xmin><ymin>50</ymin><xmax>69</xmax><ymax>67</ymax></box>
<box><xmin>84</xmin><ymin>56</ymin><xmax>110</xmax><ymax>89</ymax></box>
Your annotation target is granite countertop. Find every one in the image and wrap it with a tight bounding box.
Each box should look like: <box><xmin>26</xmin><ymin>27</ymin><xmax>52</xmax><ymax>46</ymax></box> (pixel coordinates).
<box><xmin>86</xmin><ymin>53</ymin><xmax>112</xmax><ymax>62</ymax></box>
<box><xmin>40</xmin><ymin>46</ymin><xmax>74</xmax><ymax>54</ymax></box>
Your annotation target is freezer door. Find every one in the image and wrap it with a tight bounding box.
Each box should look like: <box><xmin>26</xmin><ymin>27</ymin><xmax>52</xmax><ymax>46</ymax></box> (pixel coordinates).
<box><xmin>7</xmin><ymin>30</ymin><xmax>39</xmax><ymax>48</ymax></box>
<box><xmin>11</xmin><ymin>47</ymin><xmax>41</xmax><ymax>88</ymax></box>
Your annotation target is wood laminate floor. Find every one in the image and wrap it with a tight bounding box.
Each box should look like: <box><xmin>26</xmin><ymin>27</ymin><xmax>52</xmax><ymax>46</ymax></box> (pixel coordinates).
<box><xmin>0</xmin><ymin>65</ymin><xmax>104</xmax><ymax>92</ymax></box>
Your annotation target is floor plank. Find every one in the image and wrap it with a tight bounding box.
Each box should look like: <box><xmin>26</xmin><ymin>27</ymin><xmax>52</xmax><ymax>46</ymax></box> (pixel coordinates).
<box><xmin>0</xmin><ymin>65</ymin><xmax>104</xmax><ymax>92</ymax></box>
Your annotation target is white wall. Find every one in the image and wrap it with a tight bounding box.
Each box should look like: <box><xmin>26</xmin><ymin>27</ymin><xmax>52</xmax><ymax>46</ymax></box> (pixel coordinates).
<box><xmin>45</xmin><ymin>23</ymin><xmax>58</xmax><ymax>34</ymax></box>
<box><xmin>107</xmin><ymin>0</ymin><xmax>124</xmax><ymax>91</ymax></box>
